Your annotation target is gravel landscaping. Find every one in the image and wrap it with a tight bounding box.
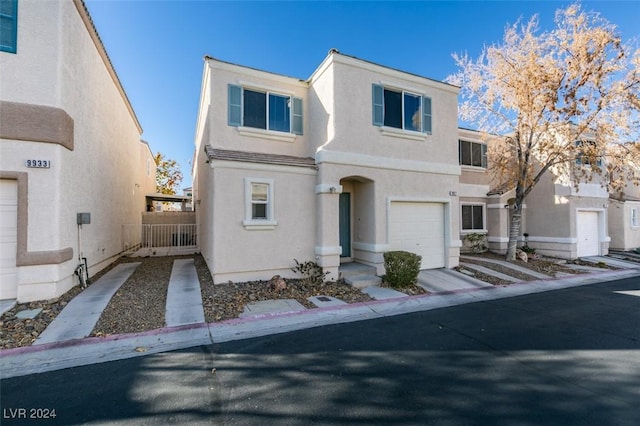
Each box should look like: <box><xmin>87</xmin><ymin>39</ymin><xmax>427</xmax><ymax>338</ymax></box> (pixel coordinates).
<box><xmin>0</xmin><ymin>251</ymin><xmax>620</xmax><ymax>350</ymax></box>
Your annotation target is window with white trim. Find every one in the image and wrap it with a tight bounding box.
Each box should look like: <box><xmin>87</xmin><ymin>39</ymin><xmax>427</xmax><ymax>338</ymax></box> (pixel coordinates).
<box><xmin>372</xmin><ymin>84</ymin><xmax>432</xmax><ymax>133</ymax></box>
<box><xmin>228</xmin><ymin>85</ymin><xmax>303</xmax><ymax>135</ymax></box>
<box><xmin>461</xmin><ymin>204</ymin><xmax>485</xmax><ymax>231</ymax></box>
<box><xmin>575</xmin><ymin>140</ymin><xmax>603</xmax><ymax>167</ymax></box>
<box><xmin>632</xmin><ymin>208</ymin><xmax>638</xmax><ymax>228</ymax></box>
<box><xmin>243</xmin><ymin>178</ymin><xmax>276</xmax><ymax>229</ymax></box>
<box><xmin>459</xmin><ymin>140</ymin><xmax>487</xmax><ymax>168</ymax></box>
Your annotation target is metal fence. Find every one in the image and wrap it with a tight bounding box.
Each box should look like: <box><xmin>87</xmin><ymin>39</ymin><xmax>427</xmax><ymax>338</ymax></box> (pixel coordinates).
<box><xmin>122</xmin><ymin>224</ymin><xmax>198</xmax><ymax>253</ymax></box>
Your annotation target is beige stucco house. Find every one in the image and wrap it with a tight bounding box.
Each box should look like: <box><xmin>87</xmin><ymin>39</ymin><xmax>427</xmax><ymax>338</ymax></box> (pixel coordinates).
<box><xmin>458</xmin><ymin>127</ymin><xmax>615</xmax><ymax>258</ymax></box>
<box><xmin>0</xmin><ymin>0</ymin><xmax>155</xmax><ymax>302</ymax></box>
<box><xmin>608</xmin><ymin>183</ymin><xmax>640</xmax><ymax>251</ymax></box>
<box><xmin>193</xmin><ymin>50</ymin><xmax>463</xmax><ymax>283</ymax></box>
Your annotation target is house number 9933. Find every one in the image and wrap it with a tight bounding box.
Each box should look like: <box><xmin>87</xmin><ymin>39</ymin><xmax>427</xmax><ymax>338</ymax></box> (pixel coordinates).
<box><xmin>25</xmin><ymin>159</ymin><xmax>51</xmax><ymax>168</ymax></box>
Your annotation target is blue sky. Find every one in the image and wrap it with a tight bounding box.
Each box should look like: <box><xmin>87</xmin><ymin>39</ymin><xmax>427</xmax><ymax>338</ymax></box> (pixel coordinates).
<box><xmin>84</xmin><ymin>0</ymin><xmax>640</xmax><ymax>188</ymax></box>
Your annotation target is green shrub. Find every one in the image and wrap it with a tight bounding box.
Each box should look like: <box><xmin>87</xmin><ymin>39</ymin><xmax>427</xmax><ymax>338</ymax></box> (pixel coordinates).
<box><xmin>291</xmin><ymin>259</ymin><xmax>330</xmax><ymax>285</ymax></box>
<box><xmin>383</xmin><ymin>251</ymin><xmax>421</xmax><ymax>289</ymax></box>
<box><xmin>520</xmin><ymin>245</ymin><xmax>536</xmax><ymax>254</ymax></box>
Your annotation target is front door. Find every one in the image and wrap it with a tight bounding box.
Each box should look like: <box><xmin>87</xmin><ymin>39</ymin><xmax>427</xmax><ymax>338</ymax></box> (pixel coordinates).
<box><xmin>339</xmin><ymin>193</ymin><xmax>351</xmax><ymax>257</ymax></box>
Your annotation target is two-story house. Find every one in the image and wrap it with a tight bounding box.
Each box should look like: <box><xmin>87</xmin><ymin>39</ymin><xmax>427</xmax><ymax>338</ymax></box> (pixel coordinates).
<box><xmin>0</xmin><ymin>0</ymin><xmax>155</xmax><ymax>302</ymax></box>
<box><xmin>193</xmin><ymin>50</ymin><xmax>463</xmax><ymax>283</ymax></box>
<box><xmin>458</xmin><ymin>128</ymin><xmax>614</xmax><ymax>258</ymax></box>
<box><xmin>608</xmin><ymin>179</ymin><xmax>640</xmax><ymax>252</ymax></box>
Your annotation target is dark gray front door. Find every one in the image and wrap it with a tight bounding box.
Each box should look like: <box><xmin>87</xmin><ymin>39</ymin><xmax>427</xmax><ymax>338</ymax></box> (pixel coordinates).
<box><xmin>339</xmin><ymin>193</ymin><xmax>351</xmax><ymax>257</ymax></box>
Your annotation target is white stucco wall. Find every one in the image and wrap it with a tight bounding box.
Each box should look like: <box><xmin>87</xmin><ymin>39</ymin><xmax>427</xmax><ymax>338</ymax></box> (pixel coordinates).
<box><xmin>207</xmin><ymin>163</ymin><xmax>317</xmax><ymax>283</ymax></box>
<box><xmin>609</xmin><ymin>200</ymin><xmax>640</xmax><ymax>251</ymax></box>
<box><xmin>0</xmin><ymin>0</ymin><xmax>146</xmax><ymax>301</ymax></box>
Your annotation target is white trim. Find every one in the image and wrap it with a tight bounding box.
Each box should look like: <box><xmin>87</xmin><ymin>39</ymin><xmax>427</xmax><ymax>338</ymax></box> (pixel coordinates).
<box><xmin>631</xmin><ymin>208</ymin><xmax>638</xmax><ymax>228</ymax></box>
<box><xmin>244</xmin><ymin>178</ymin><xmax>276</xmax><ymax>230</ymax></box>
<box><xmin>460</xmin><ymin>165</ymin><xmax>487</xmax><ymax>173</ymax></box>
<box><xmin>352</xmin><ymin>242</ymin><xmax>391</xmax><ymax>253</ymax></box>
<box><xmin>237</xmin><ymin>126</ymin><xmax>296</xmax><ymax>143</ymax></box>
<box><xmin>315</xmin><ymin>184</ymin><xmax>343</xmax><ymax>194</ymax></box>
<box><xmin>388</xmin><ymin>196</ymin><xmax>452</xmax><ymax>204</ymax></box>
<box><xmin>379</xmin><ymin>126</ymin><xmax>428</xmax><ymax>142</ymax></box>
<box><xmin>210</xmin><ymin>160</ymin><xmax>317</xmax><ymax>176</ymax></box>
<box><xmin>450</xmin><ymin>239</ymin><xmax>463</xmax><ymax>248</ymax></box>
<box><xmin>315</xmin><ymin>246</ymin><xmax>342</xmax><ymax>256</ymax></box>
<box><xmin>460</xmin><ymin>230</ymin><xmax>488</xmax><ymax>235</ymax></box>
<box><xmin>527</xmin><ymin>236</ymin><xmax>578</xmax><ymax>244</ymax></box>
<box><xmin>487</xmin><ymin>237</ymin><xmax>510</xmax><ymax>243</ymax></box>
<box><xmin>316</xmin><ymin>149</ymin><xmax>461</xmax><ymax>176</ymax></box>
<box><xmin>242</xmin><ymin>221</ymin><xmax>277</xmax><ymax>230</ymax></box>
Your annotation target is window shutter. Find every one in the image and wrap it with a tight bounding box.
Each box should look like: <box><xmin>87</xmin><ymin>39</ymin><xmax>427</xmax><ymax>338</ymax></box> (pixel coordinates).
<box><xmin>292</xmin><ymin>97</ymin><xmax>303</xmax><ymax>135</ymax></box>
<box><xmin>422</xmin><ymin>96</ymin><xmax>432</xmax><ymax>134</ymax></box>
<box><xmin>372</xmin><ymin>84</ymin><xmax>384</xmax><ymax>126</ymax></box>
<box><xmin>0</xmin><ymin>0</ymin><xmax>18</xmax><ymax>53</ymax></box>
<box><xmin>481</xmin><ymin>144</ymin><xmax>487</xmax><ymax>168</ymax></box>
<box><xmin>228</xmin><ymin>84</ymin><xmax>242</xmax><ymax>127</ymax></box>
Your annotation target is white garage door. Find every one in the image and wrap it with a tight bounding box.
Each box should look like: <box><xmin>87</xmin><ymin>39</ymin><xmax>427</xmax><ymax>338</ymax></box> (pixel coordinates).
<box><xmin>577</xmin><ymin>211</ymin><xmax>600</xmax><ymax>257</ymax></box>
<box><xmin>389</xmin><ymin>202</ymin><xmax>445</xmax><ymax>269</ymax></box>
<box><xmin>0</xmin><ymin>180</ymin><xmax>18</xmax><ymax>300</ymax></box>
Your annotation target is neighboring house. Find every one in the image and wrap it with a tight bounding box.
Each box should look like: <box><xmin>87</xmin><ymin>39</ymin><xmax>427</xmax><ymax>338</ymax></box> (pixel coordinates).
<box><xmin>193</xmin><ymin>50</ymin><xmax>463</xmax><ymax>283</ymax></box>
<box><xmin>0</xmin><ymin>0</ymin><xmax>154</xmax><ymax>302</ymax></box>
<box><xmin>608</xmin><ymin>184</ymin><xmax>640</xmax><ymax>251</ymax></box>
<box><xmin>459</xmin><ymin>127</ymin><xmax>613</xmax><ymax>258</ymax></box>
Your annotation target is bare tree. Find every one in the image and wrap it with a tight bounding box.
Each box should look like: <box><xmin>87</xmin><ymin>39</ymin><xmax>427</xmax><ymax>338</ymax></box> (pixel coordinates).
<box><xmin>154</xmin><ymin>152</ymin><xmax>183</xmax><ymax>195</ymax></box>
<box><xmin>448</xmin><ymin>2</ymin><xmax>640</xmax><ymax>260</ymax></box>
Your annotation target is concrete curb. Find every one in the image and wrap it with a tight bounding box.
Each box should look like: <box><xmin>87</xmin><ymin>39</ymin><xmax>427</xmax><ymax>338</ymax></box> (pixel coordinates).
<box><xmin>1</xmin><ymin>268</ymin><xmax>638</xmax><ymax>379</ymax></box>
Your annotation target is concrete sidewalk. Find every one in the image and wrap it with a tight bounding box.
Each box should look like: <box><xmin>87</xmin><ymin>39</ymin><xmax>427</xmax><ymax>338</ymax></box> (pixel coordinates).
<box><xmin>2</xmin><ymin>267</ymin><xmax>638</xmax><ymax>379</ymax></box>
<box><xmin>34</xmin><ymin>263</ymin><xmax>140</xmax><ymax>345</ymax></box>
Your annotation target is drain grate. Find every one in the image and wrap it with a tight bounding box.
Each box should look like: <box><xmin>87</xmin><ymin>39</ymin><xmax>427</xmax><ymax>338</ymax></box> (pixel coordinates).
<box><xmin>316</xmin><ymin>296</ymin><xmax>331</xmax><ymax>302</ymax></box>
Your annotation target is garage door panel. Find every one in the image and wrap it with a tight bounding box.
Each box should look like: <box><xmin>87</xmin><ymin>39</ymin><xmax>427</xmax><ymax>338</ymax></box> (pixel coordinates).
<box><xmin>0</xmin><ymin>180</ymin><xmax>18</xmax><ymax>300</ymax></box>
<box><xmin>389</xmin><ymin>202</ymin><xmax>445</xmax><ymax>269</ymax></box>
<box><xmin>577</xmin><ymin>211</ymin><xmax>599</xmax><ymax>257</ymax></box>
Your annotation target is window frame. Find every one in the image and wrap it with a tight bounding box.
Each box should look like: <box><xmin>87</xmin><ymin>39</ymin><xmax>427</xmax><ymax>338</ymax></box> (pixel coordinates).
<box><xmin>372</xmin><ymin>84</ymin><xmax>432</xmax><ymax>135</ymax></box>
<box><xmin>0</xmin><ymin>0</ymin><xmax>18</xmax><ymax>54</ymax></box>
<box><xmin>460</xmin><ymin>203</ymin><xmax>486</xmax><ymax>232</ymax></box>
<box><xmin>575</xmin><ymin>140</ymin><xmax>603</xmax><ymax>167</ymax></box>
<box><xmin>228</xmin><ymin>84</ymin><xmax>302</xmax><ymax>135</ymax></box>
<box><xmin>243</xmin><ymin>178</ymin><xmax>277</xmax><ymax>230</ymax></box>
<box><xmin>459</xmin><ymin>140</ymin><xmax>488</xmax><ymax>168</ymax></box>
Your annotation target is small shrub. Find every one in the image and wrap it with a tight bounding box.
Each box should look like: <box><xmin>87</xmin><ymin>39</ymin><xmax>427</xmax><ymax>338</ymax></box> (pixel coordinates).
<box><xmin>291</xmin><ymin>259</ymin><xmax>330</xmax><ymax>286</ymax></box>
<box><xmin>597</xmin><ymin>261</ymin><xmax>607</xmax><ymax>268</ymax></box>
<box><xmin>383</xmin><ymin>251</ymin><xmax>421</xmax><ymax>289</ymax></box>
<box><xmin>520</xmin><ymin>245</ymin><xmax>536</xmax><ymax>254</ymax></box>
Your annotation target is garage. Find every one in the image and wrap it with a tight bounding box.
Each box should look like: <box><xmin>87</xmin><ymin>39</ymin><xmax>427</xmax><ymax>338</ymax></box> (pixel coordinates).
<box><xmin>0</xmin><ymin>179</ymin><xmax>18</xmax><ymax>300</ymax></box>
<box><xmin>576</xmin><ymin>211</ymin><xmax>600</xmax><ymax>257</ymax></box>
<box><xmin>389</xmin><ymin>201</ymin><xmax>446</xmax><ymax>269</ymax></box>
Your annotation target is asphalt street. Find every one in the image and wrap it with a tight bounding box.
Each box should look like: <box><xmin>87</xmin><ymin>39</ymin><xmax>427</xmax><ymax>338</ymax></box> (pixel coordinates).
<box><xmin>1</xmin><ymin>277</ymin><xmax>639</xmax><ymax>425</ymax></box>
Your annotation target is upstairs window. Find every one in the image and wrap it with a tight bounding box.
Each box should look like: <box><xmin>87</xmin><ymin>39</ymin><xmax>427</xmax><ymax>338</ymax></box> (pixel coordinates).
<box><xmin>228</xmin><ymin>85</ymin><xmax>303</xmax><ymax>135</ymax></box>
<box><xmin>0</xmin><ymin>0</ymin><xmax>18</xmax><ymax>53</ymax></box>
<box><xmin>459</xmin><ymin>140</ymin><xmax>487</xmax><ymax>168</ymax></box>
<box><xmin>461</xmin><ymin>204</ymin><xmax>484</xmax><ymax>231</ymax></box>
<box><xmin>575</xmin><ymin>140</ymin><xmax>603</xmax><ymax>167</ymax></box>
<box><xmin>372</xmin><ymin>84</ymin><xmax>432</xmax><ymax>134</ymax></box>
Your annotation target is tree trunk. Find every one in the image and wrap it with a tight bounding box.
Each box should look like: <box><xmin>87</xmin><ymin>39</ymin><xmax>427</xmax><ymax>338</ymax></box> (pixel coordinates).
<box><xmin>505</xmin><ymin>205</ymin><xmax>523</xmax><ymax>261</ymax></box>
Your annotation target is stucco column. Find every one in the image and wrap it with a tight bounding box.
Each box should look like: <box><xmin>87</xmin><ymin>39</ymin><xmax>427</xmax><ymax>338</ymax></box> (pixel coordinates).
<box><xmin>315</xmin><ymin>183</ymin><xmax>343</xmax><ymax>281</ymax></box>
